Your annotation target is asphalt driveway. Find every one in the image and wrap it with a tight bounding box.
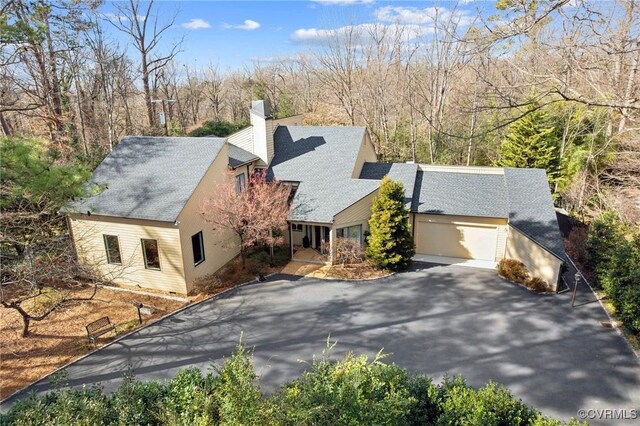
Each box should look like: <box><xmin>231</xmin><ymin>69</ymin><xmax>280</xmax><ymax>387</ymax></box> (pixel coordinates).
<box><xmin>3</xmin><ymin>263</ymin><xmax>639</xmax><ymax>424</ymax></box>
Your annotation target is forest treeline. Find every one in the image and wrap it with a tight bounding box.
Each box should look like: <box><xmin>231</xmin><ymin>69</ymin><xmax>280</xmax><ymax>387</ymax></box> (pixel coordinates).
<box><xmin>1</xmin><ymin>0</ymin><xmax>639</xmax><ymax>222</ymax></box>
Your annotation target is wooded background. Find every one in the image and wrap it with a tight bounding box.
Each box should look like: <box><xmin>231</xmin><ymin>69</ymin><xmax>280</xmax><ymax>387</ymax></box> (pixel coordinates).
<box><xmin>1</xmin><ymin>0</ymin><xmax>638</xmax><ymax>222</ymax></box>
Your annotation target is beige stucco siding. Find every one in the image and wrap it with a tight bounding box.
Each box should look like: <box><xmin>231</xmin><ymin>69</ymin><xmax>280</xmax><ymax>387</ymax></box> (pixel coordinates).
<box><xmin>414</xmin><ymin>214</ymin><xmax>507</xmax><ymax>261</ymax></box>
<box><xmin>351</xmin><ymin>133</ymin><xmax>378</xmax><ymax>178</ymax></box>
<box><xmin>177</xmin><ymin>144</ymin><xmax>240</xmax><ymax>293</ymax></box>
<box><xmin>68</xmin><ymin>214</ymin><xmax>186</xmax><ymax>293</ymax></box>
<box><xmin>334</xmin><ymin>190</ymin><xmax>377</xmax><ymax>230</ymax></box>
<box><xmin>506</xmin><ymin>226</ymin><xmax>562</xmax><ymax>288</ymax></box>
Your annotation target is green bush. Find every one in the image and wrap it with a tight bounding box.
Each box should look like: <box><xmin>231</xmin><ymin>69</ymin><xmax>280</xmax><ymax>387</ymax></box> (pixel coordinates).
<box><xmin>585</xmin><ymin>211</ymin><xmax>626</xmax><ymax>283</ymax></box>
<box><xmin>584</xmin><ymin>212</ymin><xmax>639</xmax><ymax>334</ymax></box>
<box><xmin>366</xmin><ymin>176</ymin><xmax>415</xmax><ymax>271</ymax></box>
<box><xmin>497</xmin><ymin>259</ymin><xmax>529</xmax><ymax>284</ymax></box>
<box><xmin>274</xmin><ymin>352</ymin><xmax>417</xmax><ymax>425</ymax></box>
<box><xmin>1</xmin><ymin>345</ymin><xmax>584</xmax><ymax>426</ymax></box>
<box><xmin>188</xmin><ymin>120</ymin><xmax>249</xmax><ymax>138</ymax></box>
<box><xmin>600</xmin><ymin>233</ymin><xmax>640</xmax><ymax>334</ymax></box>
<box><xmin>438</xmin><ymin>376</ymin><xmax>539</xmax><ymax>426</ymax></box>
<box><xmin>111</xmin><ymin>374</ymin><xmax>166</xmax><ymax>425</ymax></box>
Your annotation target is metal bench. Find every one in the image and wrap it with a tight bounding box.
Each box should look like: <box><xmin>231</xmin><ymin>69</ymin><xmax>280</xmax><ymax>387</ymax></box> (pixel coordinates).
<box><xmin>86</xmin><ymin>316</ymin><xmax>116</xmax><ymax>344</ymax></box>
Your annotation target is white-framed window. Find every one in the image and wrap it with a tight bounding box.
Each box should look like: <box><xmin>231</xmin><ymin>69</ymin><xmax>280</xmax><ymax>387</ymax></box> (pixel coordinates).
<box><xmin>103</xmin><ymin>234</ymin><xmax>122</xmax><ymax>265</ymax></box>
<box><xmin>235</xmin><ymin>172</ymin><xmax>246</xmax><ymax>193</ymax></box>
<box><xmin>291</xmin><ymin>223</ymin><xmax>303</xmax><ymax>232</ymax></box>
<box><xmin>192</xmin><ymin>231</ymin><xmax>205</xmax><ymax>266</ymax></box>
<box><xmin>141</xmin><ymin>239</ymin><xmax>161</xmax><ymax>270</ymax></box>
<box><xmin>336</xmin><ymin>224</ymin><xmax>363</xmax><ymax>244</ymax></box>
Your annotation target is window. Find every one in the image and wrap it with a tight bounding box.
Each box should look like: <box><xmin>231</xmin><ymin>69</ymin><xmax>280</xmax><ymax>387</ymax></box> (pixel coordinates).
<box><xmin>337</xmin><ymin>225</ymin><xmax>363</xmax><ymax>244</ymax></box>
<box><xmin>103</xmin><ymin>235</ymin><xmax>121</xmax><ymax>264</ymax></box>
<box><xmin>192</xmin><ymin>231</ymin><xmax>205</xmax><ymax>266</ymax></box>
<box><xmin>235</xmin><ymin>173</ymin><xmax>246</xmax><ymax>193</ymax></box>
<box><xmin>291</xmin><ymin>223</ymin><xmax>303</xmax><ymax>232</ymax></box>
<box><xmin>141</xmin><ymin>239</ymin><xmax>161</xmax><ymax>270</ymax></box>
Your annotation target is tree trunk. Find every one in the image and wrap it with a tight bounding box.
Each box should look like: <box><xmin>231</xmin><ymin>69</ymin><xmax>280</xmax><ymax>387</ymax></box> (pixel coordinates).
<box><xmin>22</xmin><ymin>317</ymin><xmax>30</xmax><ymax>337</ymax></box>
<box><xmin>0</xmin><ymin>111</ymin><xmax>12</xmax><ymax>136</ymax></box>
<box><xmin>141</xmin><ymin>57</ymin><xmax>155</xmax><ymax>127</ymax></box>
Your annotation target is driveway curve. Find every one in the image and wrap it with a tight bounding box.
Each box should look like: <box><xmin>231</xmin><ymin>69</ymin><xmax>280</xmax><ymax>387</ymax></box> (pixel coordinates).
<box><xmin>2</xmin><ymin>263</ymin><xmax>639</xmax><ymax>424</ymax></box>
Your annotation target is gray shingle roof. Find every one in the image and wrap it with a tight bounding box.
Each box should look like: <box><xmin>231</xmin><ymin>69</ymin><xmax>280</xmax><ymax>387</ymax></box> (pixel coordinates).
<box><xmin>228</xmin><ymin>143</ymin><xmax>259</xmax><ymax>169</ymax></box>
<box><xmin>268</xmin><ymin>126</ymin><xmax>379</xmax><ymax>223</ymax></box>
<box><xmin>67</xmin><ymin>136</ymin><xmax>226</xmax><ymax>222</ymax></box>
<box><xmin>504</xmin><ymin>168</ymin><xmax>567</xmax><ymax>261</ymax></box>
<box><xmin>359</xmin><ymin>162</ymin><xmax>418</xmax><ymax>209</ymax></box>
<box><xmin>358</xmin><ymin>162</ymin><xmax>565</xmax><ymax>261</ymax></box>
<box><xmin>412</xmin><ymin>171</ymin><xmax>509</xmax><ymax>218</ymax></box>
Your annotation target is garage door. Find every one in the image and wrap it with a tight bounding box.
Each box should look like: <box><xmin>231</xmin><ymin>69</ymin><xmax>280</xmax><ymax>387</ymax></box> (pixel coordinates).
<box><xmin>415</xmin><ymin>220</ymin><xmax>498</xmax><ymax>261</ymax></box>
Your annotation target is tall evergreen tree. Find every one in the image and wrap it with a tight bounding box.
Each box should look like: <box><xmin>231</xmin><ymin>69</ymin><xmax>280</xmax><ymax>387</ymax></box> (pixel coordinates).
<box><xmin>498</xmin><ymin>107</ymin><xmax>559</xmax><ymax>185</ymax></box>
<box><xmin>365</xmin><ymin>177</ymin><xmax>415</xmax><ymax>271</ymax></box>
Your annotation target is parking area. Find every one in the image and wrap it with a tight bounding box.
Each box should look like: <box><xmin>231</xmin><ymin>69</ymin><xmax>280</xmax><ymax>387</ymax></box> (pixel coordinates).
<box><xmin>3</xmin><ymin>263</ymin><xmax>639</xmax><ymax>424</ymax></box>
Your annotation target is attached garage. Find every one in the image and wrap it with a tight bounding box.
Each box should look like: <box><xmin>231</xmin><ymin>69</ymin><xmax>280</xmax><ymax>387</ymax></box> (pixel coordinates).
<box><xmin>413</xmin><ymin>214</ymin><xmax>508</xmax><ymax>262</ymax></box>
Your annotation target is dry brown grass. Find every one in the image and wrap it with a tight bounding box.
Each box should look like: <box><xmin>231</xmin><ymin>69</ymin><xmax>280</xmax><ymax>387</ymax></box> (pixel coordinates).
<box><xmin>0</xmin><ymin>286</ymin><xmax>185</xmax><ymax>399</ymax></box>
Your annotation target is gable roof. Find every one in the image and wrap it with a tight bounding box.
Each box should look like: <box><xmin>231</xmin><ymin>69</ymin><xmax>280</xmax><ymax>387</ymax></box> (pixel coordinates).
<box><xmin>67</xmin><ymin>136</ymin><xmax>226</xmax><ymax>222</ymax></box>
<box><xmin>504</xmin><ymin>168</ymin><xmax>566</xmax><ymax>261</ymax></box>
<box><xmin>359</xmin><ymin>162</ymin><xmax>418</xmax><ymax>209</ymax></box>
<box><xmin>413</xmin><ymin>170</ymin><xmax>509</xmax><ymax>218</ymax></box>
<box><xmin>268</xmin><ymin>126</ymin><xmax>378</xmax><ymax>223</ymax></box>
<box><xmin>228</xmin><ymin>143</ymin><xmax>259</xmax><ymax>169</ymax></box>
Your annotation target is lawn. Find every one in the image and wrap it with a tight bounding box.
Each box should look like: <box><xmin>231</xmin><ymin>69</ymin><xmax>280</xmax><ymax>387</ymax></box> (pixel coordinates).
<box><xmin>0</xmin><ymin>286</ymin><xmax>186</xmax><ymax>399</ymax></box>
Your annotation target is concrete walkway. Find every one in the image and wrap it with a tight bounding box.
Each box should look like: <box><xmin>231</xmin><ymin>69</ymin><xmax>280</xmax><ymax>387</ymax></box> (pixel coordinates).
<box><xmin>2</xmin><ymin>263</ymin><xmax>639</xmax><ymax>425</ymax></box>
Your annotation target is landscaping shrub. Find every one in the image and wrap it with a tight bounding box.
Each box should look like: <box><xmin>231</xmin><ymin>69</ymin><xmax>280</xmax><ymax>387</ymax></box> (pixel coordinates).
<box><xmin>0</xmin><ymin>345</ymin><xmax>584</xmax><ymax>426</ymax></box>
<box><xmin>583</xmin><ymin>211</ymin><xmax>640</xmax><ymax>335</ymax></box>
<box><xmin>438</xmin><ymin>376</ymin><xmax>539</xmax><ymax>426</ymax></box>
<box><xmin>585</xmin><ymin>210</ymin><xmax>626</xmax><ymax>283</ymax></box>
<box><xmin>366</xmin><ymin>177</ymin><xmax>415</xmax><ymax>271</ymax></box>
<box><xmin>497</xmin><ymin>259</ymin><xmax>529</xmax><ymax>284</ymax></box>
<box><xmin>526</xmin><ymin>276</ymin><xmax>551</xmax><ymax>293</ymax></box>
<box><xmin>334</xmin><ymin>237</ymin><xmax>366</xmax><ymax>265</ymax></box>
<box><xmin>600</xmin><ymin>232</ymin><xmax>640</xmax><ymax>334</ymax></box>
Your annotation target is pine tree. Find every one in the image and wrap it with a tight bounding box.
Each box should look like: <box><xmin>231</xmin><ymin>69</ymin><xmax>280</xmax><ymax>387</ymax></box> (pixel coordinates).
<box><xmin>365</xmin><ymin>177</ymin><xmax>415</xmax><ymax>271</ymax></box>
<box><xmin>498</xmin><ymin>108</ymin><xmax>559</xmax><ymax>184</ymax></box>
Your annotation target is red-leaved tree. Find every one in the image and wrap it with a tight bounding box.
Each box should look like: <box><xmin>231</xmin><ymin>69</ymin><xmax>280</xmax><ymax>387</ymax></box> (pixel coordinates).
<box><xmin>199</xmin><ymin>169</ymin><xmax>291</xmax><ymax>265</ymax></box>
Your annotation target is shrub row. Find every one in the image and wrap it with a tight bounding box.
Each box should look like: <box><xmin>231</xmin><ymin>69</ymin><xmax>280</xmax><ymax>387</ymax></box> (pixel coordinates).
<box><xmin>585</xmin><ymin>211</ymin><xmax>640</xmax><ymax>334</ymax></box>
<box><xmin>2</xmin><ymin>345</ymin><xmax>584</xmax><ymax>426</ymax></box>
<box><xmin>497</xmin><ymin>259</ymin><xmax>551</xmax><ymax>292</ymax></box>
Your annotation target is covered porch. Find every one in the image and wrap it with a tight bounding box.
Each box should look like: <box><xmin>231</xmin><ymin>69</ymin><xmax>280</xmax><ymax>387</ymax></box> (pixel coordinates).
<box><xmin>288</xmin><ymin>222</ymin><xmax>366</xmax><ymax>265</ymax></box>
<box><xmin>289</xmin><ymin>223</ymin><xmax>333</xmax><ymax>264</ymax></box>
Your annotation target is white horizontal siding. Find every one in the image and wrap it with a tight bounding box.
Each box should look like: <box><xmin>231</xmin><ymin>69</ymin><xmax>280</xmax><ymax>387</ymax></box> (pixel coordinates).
<box><xmin>227</xmin><ymin>127</ymin><xmax>254</xmax><ymax>153</ymax></box>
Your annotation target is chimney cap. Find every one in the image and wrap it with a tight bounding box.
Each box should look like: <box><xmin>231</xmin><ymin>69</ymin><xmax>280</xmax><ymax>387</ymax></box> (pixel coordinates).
<box><xmin>251</xmin><ymin>99</ymin><xmax>272</xmax><ymax>119</ymax></box>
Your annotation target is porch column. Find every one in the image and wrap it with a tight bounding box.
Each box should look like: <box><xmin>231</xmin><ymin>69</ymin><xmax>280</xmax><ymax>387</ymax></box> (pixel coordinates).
<box><xmin>329</xmin><ymin>226</ymin><xmax>336</xmax><ymax>264</ymax></box>
<box><xmin>289</xmin><ymin>223</ymin><xmax>293</xmax><ymax>259</ymax></box>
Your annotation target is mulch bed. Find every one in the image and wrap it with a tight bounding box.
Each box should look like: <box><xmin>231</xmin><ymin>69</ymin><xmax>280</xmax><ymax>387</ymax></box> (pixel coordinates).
<box><xmin>0</xmin><ymin>286</ymin><xmax>185</xmax><ymax>399</ymax></box>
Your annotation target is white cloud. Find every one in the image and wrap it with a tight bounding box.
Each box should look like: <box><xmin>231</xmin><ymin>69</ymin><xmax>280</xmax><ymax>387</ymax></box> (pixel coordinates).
<box><xmin>291</xmin><ymin>23</ymin><xmax>432</xmax><ymax>44</ymax></box>
<box><xmin>223</xmin><ymin>19</ymin><xmax>261</xmax><ymax>31</ymax></box>
<box><xmin>182</xmin><ymin>18</ymin><xmax>211</xmax><ymax>30</ymax></box>
<box><xmin>374</xmin><ymin>5</ymin><xmax>474</xmax><ymax>27</ymax></box>
<box><xmin>101</xmin><ymin>12</ymin><xmax>147</xmax><ymax>22</ymax></box>
<box><xmin>312</xmin><ymin>0</ymin><xmax>375</xmax><ymax>5</ymax></box>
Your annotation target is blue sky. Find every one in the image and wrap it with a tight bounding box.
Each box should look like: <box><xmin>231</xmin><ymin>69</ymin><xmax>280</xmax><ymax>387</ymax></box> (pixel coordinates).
<box><xmin>100</xmin><ymin>1</ymin><xmax>498</xmax><ymax>71</ymax></box>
